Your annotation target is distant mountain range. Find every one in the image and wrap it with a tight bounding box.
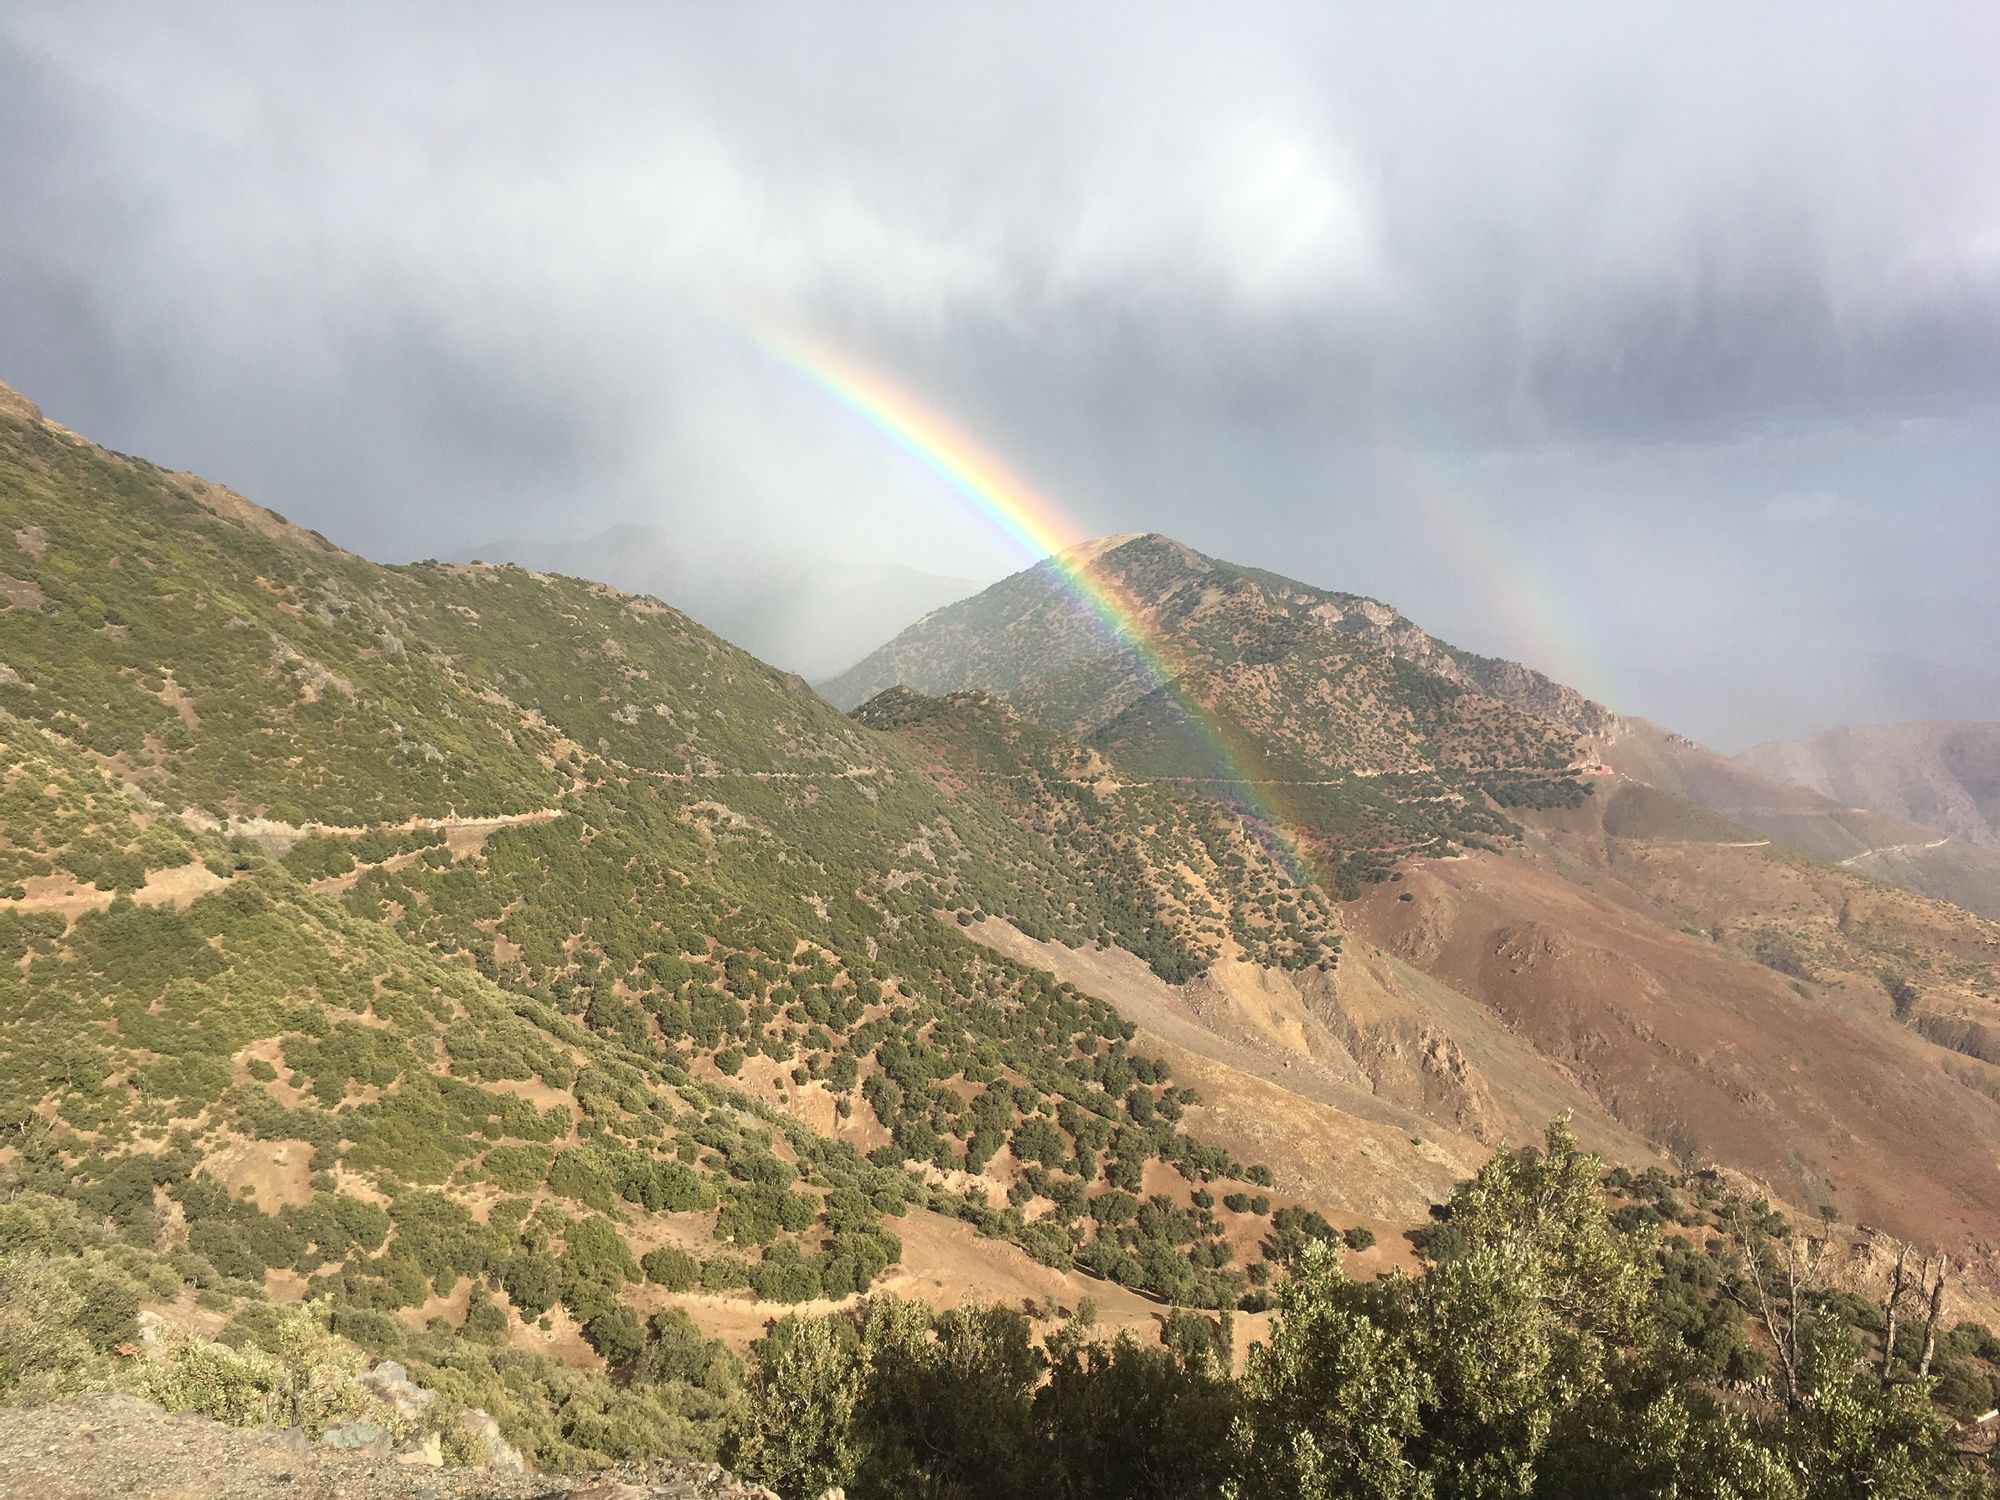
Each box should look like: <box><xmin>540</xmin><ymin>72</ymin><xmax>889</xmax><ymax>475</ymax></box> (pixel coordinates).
<box><xmin>451</xmin><ymin>522</ymin><xmax>983</xmax><ymax>680</ymax></box>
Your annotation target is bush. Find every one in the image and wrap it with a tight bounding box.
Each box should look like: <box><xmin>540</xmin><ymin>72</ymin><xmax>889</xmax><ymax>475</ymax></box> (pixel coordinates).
<box><xmin>701</xmin><ymin>1255</ymin><xmax>753</xmax><ymax>1293</ymax></box>
<box><xmin>144</xmin><ymin>1300</ymin><xmax>383</xmax><ymax>1437</ymax></box>
<box><xmin>584</xmin><ymin>1304</ymin><xmax>647</xmax><ymax>1366</ymax></box>
<box><xmin>642</xmin><ymin>1246</ymin><xmax>700</xmax><ymax>1292</ymax></box>
<box><xmin>0</xmin><ymin>1255</ymin><xmax>102</xmax><ymax>1403</ymax></box>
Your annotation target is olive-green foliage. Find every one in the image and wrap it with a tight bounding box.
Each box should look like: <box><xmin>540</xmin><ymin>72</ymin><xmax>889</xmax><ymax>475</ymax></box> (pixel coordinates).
<box><xmin>0</xmin><ymin>1188</ymin><xmax>748</xmax><ymax>1471</ymax></box>
<box><xmin>0</xmin><ymin>1254</ymin><xmax>107</xmax><ymax>1405</ymax></box>
<box><xmin>642</xmin><ymin>1247</ymin><xmax>700</xmax><ymax>1292</ymax></box>
<box><xmin>145</xmin><ymin>1301</ymin><xmax>384</xmax><ymax>1437</ymax></box>
<box><xmin>737</xmin><ymin>1125</ymin><xmax>1996</xmax><ymax>1500</ymax></box>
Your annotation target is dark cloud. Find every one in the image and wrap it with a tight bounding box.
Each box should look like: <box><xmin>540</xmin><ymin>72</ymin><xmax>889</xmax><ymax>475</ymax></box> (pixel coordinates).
<box><xmin>1</xmin><ymin>2</ymin><xmax>1995</xmax><ymax>745</ymax></box>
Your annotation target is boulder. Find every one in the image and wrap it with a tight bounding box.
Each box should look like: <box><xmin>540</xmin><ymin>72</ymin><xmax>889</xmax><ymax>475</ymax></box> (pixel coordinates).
<box><xmin>459</xmin><ymin>1407</ymin><xmax>528</xmax><ymax>1473</ymax></box>
<box><xmin>356</xmin><ymin>1359</ymin><xmax>436</xmax><ymax>1422</ymax></box>
<box><xmin>396</xmin><ymin>1430</ymin><xmax>445</xmax><ymax>1467</ymax></box>
<box><xmin>320</xmin><ymin>1419</ymin><xmax>393</xmax><ymax>1459</ymax></box>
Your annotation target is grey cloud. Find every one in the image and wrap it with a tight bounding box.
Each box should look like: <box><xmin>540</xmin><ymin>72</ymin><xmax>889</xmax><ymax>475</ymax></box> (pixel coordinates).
<box><xmin>0</xmin><ymin>2</ymin><xmax>1995</xmax><ymax>744</ymax></box>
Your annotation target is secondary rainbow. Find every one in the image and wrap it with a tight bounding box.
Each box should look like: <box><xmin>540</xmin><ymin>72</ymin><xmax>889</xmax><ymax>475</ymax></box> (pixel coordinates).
<box><xmin>742</xmin><ymin>323</ymin><xmax>1319</xmax><ymax>888</ymax></box>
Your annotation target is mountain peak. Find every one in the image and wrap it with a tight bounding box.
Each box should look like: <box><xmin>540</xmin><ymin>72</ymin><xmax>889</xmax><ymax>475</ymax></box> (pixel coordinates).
<box><xmin>1049</xmin><ymin>531</ymin><xmax>1208</xmax><ymax>575</ymax></box>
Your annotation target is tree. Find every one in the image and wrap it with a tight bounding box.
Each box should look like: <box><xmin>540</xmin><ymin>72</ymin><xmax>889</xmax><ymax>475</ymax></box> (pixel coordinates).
<box><xmin>583</xmin><ymin>1303</ymin><xmax>645</xmax><ymax>1366</ymax></box>
<box><xmin>1226</xmin><ymin>1242</ymin><xmax>1428</xmax><ymax>1500</ymax></box>
<box><xmin>733</xmin><ymin>1312</ymin><xmax>869</xmax><ymax>1496</ymax></box>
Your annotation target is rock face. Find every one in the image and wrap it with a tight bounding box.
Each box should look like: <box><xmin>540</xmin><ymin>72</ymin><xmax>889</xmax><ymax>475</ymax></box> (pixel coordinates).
<box><xmin>321</xmin><ymin>1418</ymin><xmax>395</xmax><ymax>1458</ymax></box>
<box><xmin>0</xmin><ymin>1392</ymin><xmax>776</xmax><ymax>1500</ymax></box>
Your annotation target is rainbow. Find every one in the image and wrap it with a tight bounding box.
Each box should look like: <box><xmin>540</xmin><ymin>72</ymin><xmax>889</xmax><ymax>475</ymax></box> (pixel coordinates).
<box><xmin>741</xmin><ymin>324</ymin><xmax>1320</xmax><ymax>889</ymax></box>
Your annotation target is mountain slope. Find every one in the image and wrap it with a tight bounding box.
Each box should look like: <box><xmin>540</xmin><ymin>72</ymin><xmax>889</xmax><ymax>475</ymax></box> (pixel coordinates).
<box><xmin>0</xmin><ymin>383</ymin><xmax>1378</xmax><ymax>1466</ymax></box>
<box><xmin>1601</xmin><ymin>718</ymin><xmax>2000</xmax><ymax>920</ymax></box>
<box><xmin>830</xmin><ymin>528</ymin><xmax>2000</xmax><ymax>1257</ymax></box>
<box><xmin>1737</xmin><ymin>721</ymin><xmax>2000</xmax><ymax>848</ymax></box>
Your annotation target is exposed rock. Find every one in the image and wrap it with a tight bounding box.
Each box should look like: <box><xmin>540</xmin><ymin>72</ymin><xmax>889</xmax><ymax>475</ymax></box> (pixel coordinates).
<box><xmin>461</xmin><ymin>1406</ymin><xmax>530</xmax><ymax>1473</ymax></box>
<box><xmin>321</xmin><ymin>1418</ymin><xmax>394</xmax><ymax>1458</ymax></box>
<box><xmin>395</xmin><ymin>1430</ymin><xmax>444</xmax><ymax>1466</ymax></box>
<box><xmin>356</xmin><ymin>1359</ymin><xmax>436</xmax><ymax>1422</ymax></box>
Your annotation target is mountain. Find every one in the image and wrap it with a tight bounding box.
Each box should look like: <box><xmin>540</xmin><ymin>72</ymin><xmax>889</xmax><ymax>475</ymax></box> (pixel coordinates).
<box><xmin>822</xmin><ymin>532</ymin><xmax>1617</xmax><ymax>740</ymax></box>
<box><xmin>827</xmin><ymin>531</ymin><xmax>2000</xmax><ymax>1255</ymax></box>
<box><xmin>452</xmin><ymin>523</ymin><xmax>982</xmax><ymax>681</ymax></box>
<box><xmin>1737</xmin><ymin>721</ymin><xmax>2000</xmax><ymax>848</ymax></box>
<box><xmin>826</xmin><ymin>532</ymin><xmax>1608</xmax><ymax>894</ymax></box>
<box><xmin>11</xmin><ymin>382</ymin><xmax>2000</xmax><ymax>1472</ymax></box>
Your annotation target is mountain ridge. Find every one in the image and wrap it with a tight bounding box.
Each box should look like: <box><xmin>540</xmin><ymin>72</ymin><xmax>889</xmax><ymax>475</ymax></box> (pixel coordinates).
<box><xmin>821</xmin><ymin>530</ymin><xmax>1620</xmax><ymax>742</ymax></box>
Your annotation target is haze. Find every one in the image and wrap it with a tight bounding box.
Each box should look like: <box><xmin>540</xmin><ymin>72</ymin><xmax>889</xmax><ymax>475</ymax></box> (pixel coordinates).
<box><xmin>2</xmin><ymin>3</ymin><xmax>1995</xmax><ymax>748</ymax></box>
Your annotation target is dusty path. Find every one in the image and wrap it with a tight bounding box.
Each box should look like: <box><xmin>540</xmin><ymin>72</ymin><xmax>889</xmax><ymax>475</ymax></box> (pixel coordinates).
<box><xmin>2</xmin><ymin>861</ymin><xmax>228</xmax><ymax>919</ymax></box>
<box><xmin>188</xmin><ymin>808</ymin><xmax>566</xmax><ymax>842</ymax></box>
<box><xmin>1840</xmin><ymin>836</ymin><xmax>1950</xmax><ymax>867</ymax></box>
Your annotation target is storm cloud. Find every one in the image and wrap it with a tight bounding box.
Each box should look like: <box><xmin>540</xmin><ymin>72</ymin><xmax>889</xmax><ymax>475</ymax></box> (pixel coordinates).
<box><xmin>2</xmin><ymin>3</ymin><xmax>1995</xmax><ymax>746</ymax></box>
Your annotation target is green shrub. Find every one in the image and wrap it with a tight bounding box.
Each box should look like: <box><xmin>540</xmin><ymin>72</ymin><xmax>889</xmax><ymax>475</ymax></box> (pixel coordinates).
<box><xmin>642</xmin><ymin>1246</ymin><xmax>700</xmax><ymax>1292</ymax></box>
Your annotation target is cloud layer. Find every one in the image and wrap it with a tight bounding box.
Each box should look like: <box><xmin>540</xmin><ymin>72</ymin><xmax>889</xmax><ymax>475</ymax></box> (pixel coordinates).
<box><xmin>2</xmin><ymin>3</ymin><xmax>1995</xmax><ymax>744</ymax></box>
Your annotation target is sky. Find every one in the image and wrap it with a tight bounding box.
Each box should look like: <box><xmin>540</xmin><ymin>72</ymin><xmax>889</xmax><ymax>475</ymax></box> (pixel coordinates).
<box><xmin>2</xmin><ymin>3</ymin><xmax>1996</xmax><ymax>750</ymax></box>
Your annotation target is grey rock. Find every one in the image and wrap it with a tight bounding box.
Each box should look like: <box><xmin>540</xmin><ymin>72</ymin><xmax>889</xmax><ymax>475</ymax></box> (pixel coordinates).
<box><xmin>356</xmin><ymin>1358</ymin><xmax>436</xmax><ymax>1421</ymax></box>
<box><xmin>460</xmin><ymin>1407</ymin><xmax>529</xmax><ymax>1473</ymax></box>
<box><xmin>320</xmin><ymin>1419</ymin><xmax>393</xmax><ymax>1458</ymax></box>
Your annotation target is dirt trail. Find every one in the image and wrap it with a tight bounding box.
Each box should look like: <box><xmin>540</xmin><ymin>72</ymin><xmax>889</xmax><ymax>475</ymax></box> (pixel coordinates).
<box><xmin>3</xmin><ymin>861</ymin><xmax>227</xmax><ymax>919</ymax></box>
<box><xmin>1840</xmin><ymin>836</ymin><xmax>1950</xmax><ymax>867</ymax></box>
<box><xmin>186</xmin><ymin>807</ymin><xmax>565</xmax><ymax>843</ymax></box>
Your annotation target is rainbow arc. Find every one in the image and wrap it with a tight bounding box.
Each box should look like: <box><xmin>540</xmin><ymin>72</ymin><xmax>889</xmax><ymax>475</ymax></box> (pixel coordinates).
<box><xmin>743</xmin><ymin>325</ymin><xmax>1319</xmax><ymax>889</ymax></box>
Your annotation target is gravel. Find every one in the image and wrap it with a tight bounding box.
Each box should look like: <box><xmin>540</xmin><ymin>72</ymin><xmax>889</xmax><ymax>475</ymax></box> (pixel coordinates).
<box><xmin>0</xmin><ymin>1394</ymin><xmax>776</xmax><ymax>1500</ymax></box>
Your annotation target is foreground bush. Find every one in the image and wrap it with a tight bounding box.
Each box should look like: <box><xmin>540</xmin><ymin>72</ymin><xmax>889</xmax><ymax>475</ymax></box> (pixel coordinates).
<box><xmin>733</xmin><ymin>1122</ymin><xmax>1998</xmax><ymax>1500</ymax></box>
<box><xmin>143</xmin><ymin>1301</ymin><xmax>385</xmax><ymax>1437</ymax></box>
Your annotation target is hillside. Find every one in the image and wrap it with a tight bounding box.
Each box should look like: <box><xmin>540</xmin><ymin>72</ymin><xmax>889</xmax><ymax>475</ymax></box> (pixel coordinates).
<box><xmin>1738</xmin><ymin>721</ymin><xmax>2000</xmax><ymax>848</ymax></box>
<box><xmin>0</xmin><ymin>383</ymin><xmax>1361</xmax><ymax>1468</ymax></box>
